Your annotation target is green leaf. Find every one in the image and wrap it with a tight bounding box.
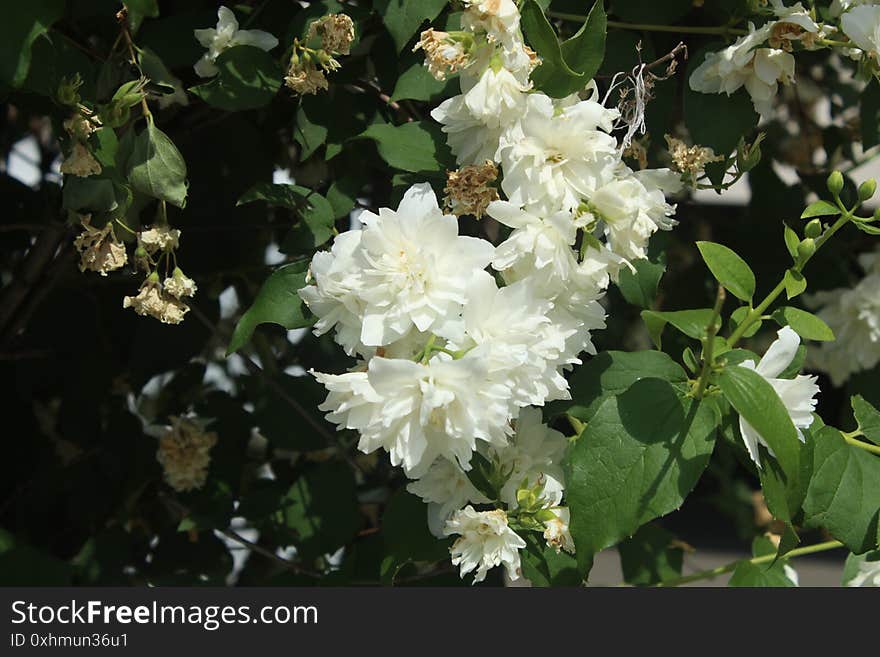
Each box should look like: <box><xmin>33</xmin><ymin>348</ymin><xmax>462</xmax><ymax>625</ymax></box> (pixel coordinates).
<box><xmin>0</xmin><ymin>543</ymin><xmax>72</xmax><ymax>586</ymax></box>
<box><xmin>772</xmin><ymin>306</ymin><xmax>834</xmax><ymax>342</ymax></box>
<box><xmin>237</xmin><ymin>182</ymin><xmax>335</xmax><ymax>250</ymax></box>
<box><xmin>555</xmin><ymin>349</ymin><xmax>688</xmax><ymax>422</ymax></box>
<box><xmin>800</xmin><ymin>200</ymin><xmax>841</xmax><ymax>219</ymax></box>
<box><xmin>189</xmin><ymin>46</ymin><xmax>282</xmax><ymax>111</ymax></box>
<box><xmin>521</xmin><ymin>0</ymin><xmax>607</xmax><ymax>98</ymax></box>
<box><xmin>139</xmin><ymin>46</ymin><xmax>183</xmax><ymax>97</ymax></box>
<box><xmin>783</xmin><ymin>223</ymin><xmax>800</xmax><ymax>260</ymax></box>
<box><xmin>564</xmin><ymin>378</ymin><xmax>718</xmax><ymax>573</ymax></box>
<box><xmin>618</xmin><ymin>524</ymin><xmax>684</xmax><ymax>586</ymax></box>
<box><xmin>718</xmin><ymin>365</ymin><xmax>801</xmax><ymax>477</ymax></box>
<box><xmin>730</xmin><ymin>536</ymin><xmax>798</xmax><ymax>587</ymax></box>
<box><xmin>696</xmin><ymin>241</ymin><xmax>756</xmax><ymax>302</ymax></box>
<box><xmin>783</xmin><ymin>269</ymin><xmax>807</xmax><ymax>300</ymax></box>
<box><xmin>245</xmin><ymin>374</ymin><xmax>329</xmax><ymax>451</ymax></box>
<box><xmin>802</xmin><ymin>426</ymin><xmax>880</xmax><ymax>553</ymax></box>
<box><xmin>227</xmin><ymin>261</ymin><xmax>316</xmax><ymax>355</ymax></box>
<box><xmin>757</xmin><ymin>424</ymin><xmax>815</xmax><ymax>527</ymax></box>
<box><xmin>852</xmin><ymin>395</ymin><xmax>880</xmax><ymax>445</ymax></box>
<box><xmin>391</xmin><ymin>57</ymin><xmax>456</xmax><ymax>102</ymax></box>
<box><xmin>520</xmin><ymin>534</ymin><xmax>581</xmax><ymax>587</ymax></box>
<box><xmin>641</xmin><ymin>308</ymin><xmax>715</xmax><ymax>349</ymax></box>
<box><xmin>126</xmin><ymin>122</ymin><xmax>188</xmax><ymax>208</ymax></box>
<box><xmin>0</xmin><ymin>0</ymin><xmax>65</xmax><ymax>87</ymax></box>
<box><xmin>294</xmin><ymin>95</ymin><xmax>329</xmax><ymax>161</ymax></box>
<box><xmin>125</xmin><ymin>0</ymin><xmax>160</xmax><ymax>33</ymax></box>
<box><xmin>374</xmin><ymin>0</ymin><xmax>449</xmax><ymax>52</ymax></box>
<box><xmin>326</xmin><ymin>177</ymin><xmax>362</xmax><ymax>219</ymax></box>
<box><xmin>842</xmin><ymin>549</ymin><xmax>880</xmax><ymax>585</ymax></box>
<box><xmin>616</xmin><ymin>254</ymin><xmax>665</xmax><ymax>308</ymax></box>
<box><xmin>62</xmin><ymin>178</ymin><xmax>118</xmax><ymax>213</ymax></box>
<box><xmin>358</xmin><ymin>121</ymin><xmax>452</xmax><ymax>173</ymax></box>
<box><xmin>728</xmin><ymin>559</ymin><xmax>796</xmax><ymax>587</ymax></box>
<box><xmin>280</xmin><ymin>191</ymin><xmax>335</xmax><ymax>252</ymax></box>
<box><xmin>854</xmin><ymin>220</ymin><xmax>880</xmax><ymax>235</ymax></box>
<box><xmin>684</xmin><ymin>48</ymin><xmax>758</xmax><ymax>155</ymax></box>
<box><xmin>283</xmin><ymin>462</ymin><xmax>361</xmax><ymax>559</ymax></box>
<box><xmin>238</xmin><ymin>182</ymin><xmax>312</xmax><ymax>208</ymax></box>
<box><xmin>382</xmin><ymin>490</ymin><xmax>451</xmax><ymax>568</ymax></box>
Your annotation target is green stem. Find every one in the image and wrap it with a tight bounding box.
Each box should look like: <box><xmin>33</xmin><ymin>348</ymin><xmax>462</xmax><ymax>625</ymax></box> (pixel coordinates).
<box><xmin>547</xmin><ymin>12</ymin><xmax>749</xmax><ymax>36</ymax></box>
<box><xmin>656</xmin><ymin>540</ymin><xmax>844</xmax><ymax>587</ymax></box>
<box><xmin>567</xmin><ymin>414</ymin><xmax>586</xmax><ymax>436</ymax></box>
<box><xmin>692</xmin><ymin>285</ymin><xmax>726</xmax><ymax>399</ymax></box>
<box><xmin>818</xmin><ymin>38</ymin><xmax>852</xmax><ymax>48</ymax></box>
<box><xmin>727</xmin><ymin>213</ymin><xmax>851</xmax><ymax>348</ymax></box>
<box><xmin>842</xmin><ymin>432</ymin><xmax>880</xmax><ymax>455</ymax></box>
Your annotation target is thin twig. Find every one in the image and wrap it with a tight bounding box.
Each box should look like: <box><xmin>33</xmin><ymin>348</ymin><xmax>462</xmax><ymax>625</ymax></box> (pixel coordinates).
<box><xmin>0</xmin><ymin>224</ymin><xmax>68</xmax><ymax>343</ymax></box>
<box><xmin>644</xmin><ymin>41</ymin><xmax>688</xmax><ymax>73</ymax></box>
<box><xmin>187</xmin><ymin>303</ymin><xmax>365</xmax><ymax>475</ymax></box>
<box><xmin>158</xmin><ymin>492</ymin><xmax>322</xmax><ymax>578</ymax></box>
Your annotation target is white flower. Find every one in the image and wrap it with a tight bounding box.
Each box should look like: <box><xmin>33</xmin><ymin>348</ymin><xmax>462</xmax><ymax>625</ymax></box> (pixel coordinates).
<box><xmin>461</xmin><ymin>0</ymin><xmax>521</xmax><ymax>46</ymax></box>
<box><xmin>846</xmin><ymin>554</ymin><xmax>880</xmax><ymax>586</ymax></box>
<box><xmin>194</xmin><ymin>6</ymin><xmax>279</xmax><ymax>77</ymax></box>
<box><xmin>298</xmin><ymin>184</ymin><xmax>495</xmax><ymax>353</ymax></box>
<box><xmin>546</xmin><ymin>283</ymin><xmax>609</xmax><ymax>365</ymax></box>
<box><xmin>746</xmin><ymin>49</ymin><xmax>796</xmax><ymax>117</ymax></box>
<box><xmin>313</xmin><ymin>351</ymin><xmax>515</xmax><ymax>478</ymax></box>
<box><xmin>461</xmin><ymin>65</ymin><xmax>530</xmax><ymax>128</ymax></box>
<box><xmin>356</xmin><ymin>183</ymin><xmax>495</xmax><ymax>346</ymax></box>
<box><xmin>429</xmin><ymin>61</ymin><xmax>531</xmax><ymax>166</ymax></box>
<box><xmin>431</xmin><ymin>93</ymin><xmax>510</xmax><ymax>165</ymax></box>
<box><xmin>494</xmin><ymin>407</ymin><xmax>568</xmax><ymax>508</ymax></box>
<box><xmin>840</xmin><ymin>4</ymin><xmax>880</xmax><ymax>62</ymax></box>
<box><xmin>407</xmin><ymin>459</ymin><xmax>489</xmax><ymax>537</ymax></box>
<box><xmin>457</xmin><ymin>271</ymin><xmax>573</xmax><ymax>406</ymax></box>
<box><xmin>771</xmin><ymin>1</ymin><xmax>823</xmax><ymax>33</ymax></box>
<box><xmin>736</xmin><ymin>326</ymin><xmax>820</xmax><ymax>467</ymax></box>
<box><xmin>830</xmin><ymin>0</ymin><xmax>876</xmax><ymax>17</ymax></box>
<box><xmin>688</xmin><ymin>23</ymin><xmax>795</xmax><ymax>119</ymax></box>
<box><xmin>489</xmin><ymin>200</ymin><xmax>581</xmax><ymax>288</ymax></box>
<box><xmin>499</xmin><ymin>92</ymin><xmax>620</xmax><ymax>215</ymax></box>
<box><xmin>588</xmin><ymin>173</ymin><xmax>677</xmax><ymax>262</ymax></box>
<box><xmin>298</xmin><ymin>231</ymin><xmax>366</xmax><ymax>356</ymax></box>
<box><xmin>543</xmin><ymin>507</ymin><xmax>575</xmax><ymax>554</ymax></box>
<box><xmin>805</xmin><ymin>269</ymin><xmax>880</xmax><ymax>386</ymax></box>
<box><xmin>445</xmin><ymin>506</ymin><xmax>526</xmax><ymax>583</ymax></box>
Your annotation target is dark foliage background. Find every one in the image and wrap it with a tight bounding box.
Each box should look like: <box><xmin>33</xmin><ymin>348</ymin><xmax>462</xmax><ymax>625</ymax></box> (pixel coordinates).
<box><xmin>0</xmin><ymin>0</ymin><xmax>876</xmax><ymax>585</ymax></box>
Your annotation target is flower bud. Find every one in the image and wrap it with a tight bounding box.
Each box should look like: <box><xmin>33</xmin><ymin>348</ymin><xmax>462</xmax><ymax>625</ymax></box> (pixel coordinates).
<box><xmin>804</xmin><ymin>219</ymin><xmax>822</xmax><ymax>238</ymax></box>
<box><xmin>874</xmin><ymin>206</ymin><xmax>880</xmax><ymax>222</ymax></box>
<box><xmin>827</xmin><ymin>170</ymin><xmax>844</xmax><ymax>196</ymax></box>
<box><xmin>859</xmin><ymin>178</ymin><xmax>877</xmax><ymax>202</ymax></box>
<box><xmin>797</xmin><ymin>237</ymin><xmax>816</xmax><ymax>262</ymax></box>
<box><xmin>57</xmin><ymin>74</ymin><xmax>83</xmax><ymax>106</ymax></box>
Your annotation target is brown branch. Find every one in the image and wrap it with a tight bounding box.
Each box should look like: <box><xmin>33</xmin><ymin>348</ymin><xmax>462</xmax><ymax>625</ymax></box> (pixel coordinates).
<box><xmin>643</xmin><ymin>41</ymin><xmax>688</xmax><ymax>75</ymax></box>
<box><xmin>1</xmin><ymin>243</ymin><xmax>76</xmax><ymax>344</ymax></box>
<box><xmin>0</xmin><ymin>223</ymin><xmax>69</xmax><ymax>343</ymax></box>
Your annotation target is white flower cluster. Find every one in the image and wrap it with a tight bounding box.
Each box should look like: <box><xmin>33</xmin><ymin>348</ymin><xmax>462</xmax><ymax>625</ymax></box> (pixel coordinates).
<box><xmin>689</xmin><ymin>2</ymin><xmax>823</xmax><ymax>118</ymax></box>
<box><xmin>299</xmin><ymin>0</ymin><xmax>683</xmax><ymax>584</ymax></box>
<box><xmin>805</xmin><ymin>247</ymin><xmax>880</xmax><ymax>386</ymax></box>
